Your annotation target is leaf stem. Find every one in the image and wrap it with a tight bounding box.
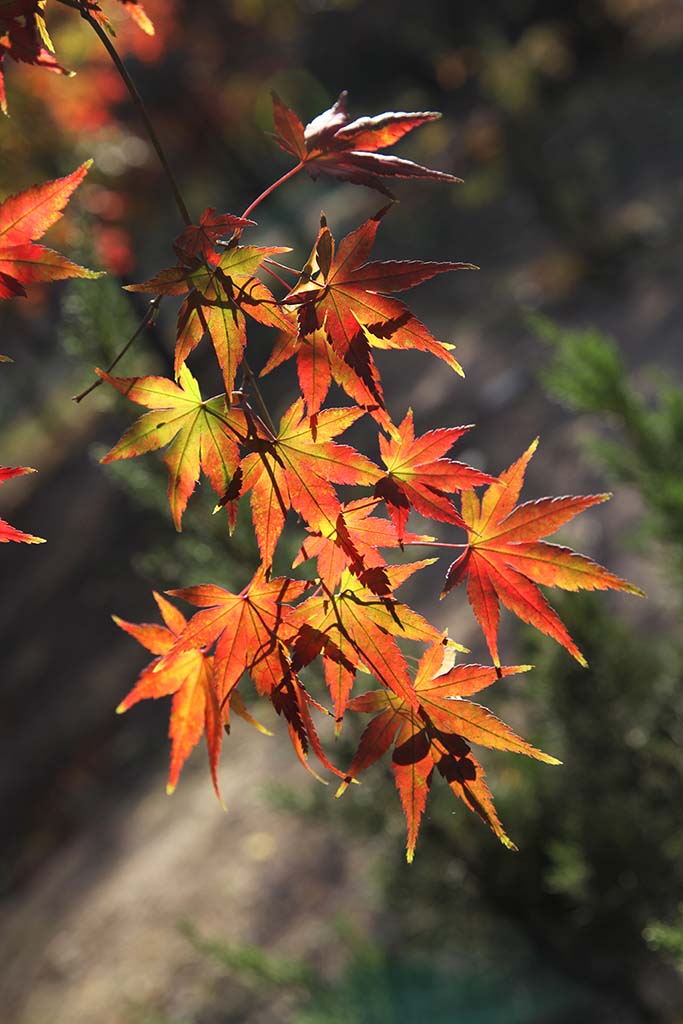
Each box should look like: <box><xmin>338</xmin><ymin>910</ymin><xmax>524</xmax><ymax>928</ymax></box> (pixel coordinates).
<box><xmin>262</xmin><ymin>264</ymin><xmax>291</xmax><ymax>291</ymax></box>
<box><xmin>72</xmin><ymin>296</ymin><xmax>161</xmax><ymax>402</ymax></box>
<box><xmin>264</xmin><ymin>258</ymin><xmax>300</xmax><ymax>275</ymax></box>
<box><xmin>239</xmin><ymin>162</ymin><xmax>304</xmax><ymax>221</ymax></box>
<box><xmin>403</xmin><ymin>541</ymin><xmax>468</xmax><ymax>550</ymax></box>
<box><xmin>241</xmin><ymin>358</ymin><xmax>277</xmax><ymax>436</ymax></box>
<box><xmin>74</xmin><ymin>0</ymin><xmax>192</xmax><ymax>227</ymax></box>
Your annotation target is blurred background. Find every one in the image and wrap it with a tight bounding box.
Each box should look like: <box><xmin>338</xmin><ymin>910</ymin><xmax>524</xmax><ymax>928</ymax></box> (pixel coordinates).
<box><xmin>2</xmin><ymin>0</ymin><xmax>683</xmax><ymax>1020</ymax></box>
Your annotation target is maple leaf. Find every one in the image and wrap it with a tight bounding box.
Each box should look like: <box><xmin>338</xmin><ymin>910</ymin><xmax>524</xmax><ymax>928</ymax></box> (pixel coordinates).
<box><xmin>374</xmin><ymin>409</ymin><xmax>495</xmax><ymax>541</ymax></box>
<box><xmin>0</xmin><ymin>162</ymin><xmax>102</xmax><ymax>299</ymax></box>
<box><xmin>282</xmin><ymin>209</ymin><xmax>472</xmax><ymax>427</ymax></box>
<box><xmin>272</xmin><ymin>91</ymin><xmax>462</xmax><ymax>196</ymax></box>
<box><xmin>267</xmin><ymin>655</ymin><xmax>345</xmax><ymax>783</ymax></box>
<box><xmin>167</xmin><ymin>572</ymin><xmax>310</xmax><ymax>700</ymax></box>
<box><xmin>172</xmin><ymin>208</ymin><xmax>256</xmax><ymax>263</ymax></box>
<box><xmin>0</xmin><ymin>0</ymin><xmax>70</xmax><ymax>115</ymax></box>
<box><xmin>441</xmin><ymin>439</ymin><xmax>645</xmax><ymax>666</ymax></box>
<box><xmin>126</xmin><ymin>211</ymin><xmax>294</xmax><ymax>392</ymax></box>
<box><xmin>236</xmin><ymin>398</ymin><xmax>380</xmax><ymax>569</ymax></box>
<box><xmin>290</xmin><ymin>560</ymin><xmax>444</xmax><ymax>725</ymax></box>
<box><xmin>114</xmin><ymin>592</ymin><xmax>224</xmax><ymax>798</ymax></box>
<box><xmin>0</xmin><ymin>466</ymin><xmax>45</xmax><ymax>543</ymax></box>
<box><xmin>261</xmin><ymin>326</ymin><xmax>391</xmax><ymax>429</ymax></box>
<box><xmin>339</xmin><ymin>639</ymin><xmax>559</xmax><ymax>861</ymax></box>
<box><xmin>292</xmin><ymin>495</ymin><xmax>434</xmax><ymax>593</ymax></box>
<box><xmin>165</xmin><ymin>572</ymin><xmax>341</xmax><ymax>780</ymax></box>
<box><xmin>98</xmin><ymin>364</ymin><xmax>247</xmax><ymax>530</ymax></box>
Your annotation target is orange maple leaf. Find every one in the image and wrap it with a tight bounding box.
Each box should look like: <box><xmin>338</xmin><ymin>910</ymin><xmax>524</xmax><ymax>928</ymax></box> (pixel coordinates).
<box><xmin>0</xmin><ymin>0</ymin><xmax>70</xmax><ymax>115</ymax></box>
<box><xmin>0</xmin><ymin>162</ymin><xmax>101</xmax><ymax>299</ymax></box>
<box><xmin>126</xmin><ymin>210</ymin><xmax>294</xmax><ymax>392</ymax></box>
<box><xmin>374</xmin><ymin>409</ymin><xmax>494</xmax><ymax>541</ymax></box>
<box><xmin>293</xmin><ymin>495</ymin><xmax>434</xmax><ymax>593</ymax></box>
<box><xmin>237</xmin><ymin>399</ymin><xmax>380</xmax><ymax>569</ymax></box>
<box><xmin>282</xmin><ymin>210</ymin><xmax>471</xmax><ymax>430</ymax></box>
<box><xmin>339</xmin><ymin>639</ymin><xmax>558</xmax><ymax>861</ymax></box>
<box><xmin>441</xmin><ymin>439</ymin><xmax>644</xmax><ymax>666</ymax></box>
<box><xmin>166</xmin><ymin>572</ymin><xmax>342</xmax><ymax>781</ymax></box>
<box><xmin>290</xmin><ymin>560</ymin><xmax>442</xmax><ymax>725</ymax></box>
<box><xmin>114</xmin><ymin>592</ymin><xmax>224</xmax><ymax>798</ymax></box>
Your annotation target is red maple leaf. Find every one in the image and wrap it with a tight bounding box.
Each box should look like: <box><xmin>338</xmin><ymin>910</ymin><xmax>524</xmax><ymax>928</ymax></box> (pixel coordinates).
<box><xmin>0</xmin><ymin>162</ymin><xmax>101</xmax><ymax>300</ymax></box>
<box><xmin>165</xmin><ymin>572</ymin><xmax>342</xmax><ymax>780</ymax></box>
<box><xmin>172</xmin><ymin>208</ymin><xmax>255</xmax><ymax>263</ymax></box>
<box><xmin>282</xmin><ymin>209</ymin><xmax>472</xmax><ymax>428</ymax></box>
<box><xmin>339</xmin><ymin>639</ymin><xmax>558</xmax><ymax>861</ymax></box>
<box><xmin>290</xmin><ymin>560</ymin><xmax>443</xmax><ymax>724</ymax></box>
<box><xmin>374</xmin><ymin>409</ymin><xmax>495</xmax><ymax>541</ymax></box>
<box><xmin>0</xmin><ymin>466</ymin><xmax>45</xmax><ymax>543</ymax></box>
<box><xmin>292</xmin><ymin>495</ymin><xmax>434</xmax><ymax>593</ymax></box>
<box><xmin>272</xmin><ymin>91</ymin><xmax>462</xmax><ymax>196</ymax></box>
<box><xmin>261</xmin><ymin>325</ymin><xmax>390</xmax><ymax>428</ymax></box>
<box><xmin>167</xmin><ymin>572</ymin><xmax>310</xmax><ymax>701</ymax></box>
<box><xmin>236</xmin><ymin>399</ymin><xmax>380</xmax><ymax>569</ymax></box>
<box><xmin>441</xmin><ymin>439</ymin><xmax>645</xmax><ymax>666</ymax></box>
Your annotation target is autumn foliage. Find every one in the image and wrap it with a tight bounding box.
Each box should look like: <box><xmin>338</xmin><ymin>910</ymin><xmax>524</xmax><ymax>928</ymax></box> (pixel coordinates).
<box><xmin>1</xmin><ymin>0</ymin><xmax>643</xmax><ymax>862</ymax></box>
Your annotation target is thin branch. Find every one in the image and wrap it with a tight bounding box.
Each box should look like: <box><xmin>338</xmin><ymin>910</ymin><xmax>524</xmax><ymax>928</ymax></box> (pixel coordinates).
<box><xmin>72</xmin><ymin>297</ymin><xmax>161</xmax><ymax>402</ymax></box>
<box><xmin>262</xmin><ymin>263</ymin><xmax>290</xmax><ymax>291</ymax></box>
<box><xmin>241</xmin><ymin>358</ymin><xmax>277</xmax><ymax>436</ymax></box>
<box><xmin>73</xmin><ymin>0</ymin><xmax>192</xmax><ymax>227</ymax></box>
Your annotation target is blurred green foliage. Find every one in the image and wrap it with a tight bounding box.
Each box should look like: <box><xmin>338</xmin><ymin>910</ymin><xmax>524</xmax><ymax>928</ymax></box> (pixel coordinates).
<box><xmin>532</xmin><ymin>312</ymin><xmax>683</xmax><ymax>566</ymax></box>
<box><xmin>173</xmin><ymin>920</ymin><xmax>588</xmax><ymax>1024</ymax></box>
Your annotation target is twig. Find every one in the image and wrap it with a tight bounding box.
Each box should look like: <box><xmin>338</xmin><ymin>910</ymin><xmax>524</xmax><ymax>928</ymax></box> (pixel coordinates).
<box><xmin>71</xmin><ymin>0</ymin><xmax>192</xmax><ymax>227</ymax></box>
<box><xmin>72</xmin><ymin>297</ymin><xmax>160</xmax><ymax>402</ymax></box>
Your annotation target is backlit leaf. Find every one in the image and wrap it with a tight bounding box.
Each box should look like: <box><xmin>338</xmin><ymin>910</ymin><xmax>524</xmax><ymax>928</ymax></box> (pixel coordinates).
<box><xmin>272</xmin><ymin>91</ymin><xmax>462</xmax><ymax>196</ymax></box>
<box><xmin>340</xmin><ymin>640</ymin><xmax>557</xmax><ymax>860</ymax></box>
<box><xmin>114</xmin><ymin>592</ymin><xmax>223</xmax><ymax>799</ymax></box>
<box><xmin>375</xmin><ymin>409</ymin><xmax>494</xmax><ymax>540</ymax></box>
<box><xmin>282</xmin><ymin>210</ymin><xmax>471</xmax><ymax>428</ymax></box>
<box><xmin>0</xmin><ymin>466</ymin><xmax>45</xmax><ymax>543</ymax></box>
<box><xmin>0</xmin><ymin>0</ymin><xmax>69</xmax><ymax>115</ymax></box>
<box><xmin>441</xmin><ymin>439</ymin><xmax>644</xmax><ymax>665</ymax></box>
<box><xmin>0</xmin><ymin>163</ymin><xmax>101</xmax><ymax>299</ymax></box>
<box><xmin>99</xmin><ymin>365</ymin><xmax>247</xmax><ymax>530</ymax></box>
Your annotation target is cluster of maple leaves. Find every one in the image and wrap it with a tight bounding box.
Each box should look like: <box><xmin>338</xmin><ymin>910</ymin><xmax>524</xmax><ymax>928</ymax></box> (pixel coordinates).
<box><xmin>1</xmin><ymin>1</ymin><xmax>643</xmax><ymax>861</ymax></box>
